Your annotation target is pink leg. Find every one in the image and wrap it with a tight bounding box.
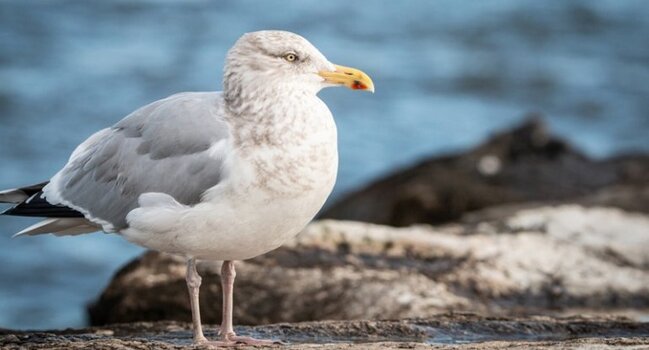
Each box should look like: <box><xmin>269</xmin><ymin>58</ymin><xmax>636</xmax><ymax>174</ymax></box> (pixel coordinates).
<box><xmin>186</xmin><ymin>258</ymin><xmax>208</xmax><ymax>344</ymax></box>
<box><xmin>219</xmin><ymin>260</ymin><xmax>236</xmax><ymax>338</ymax></box>
<box><xmin>200</xmin><ymin>261</ymin><xmax>278</xmax><ymax>346</ymax></box>
<box><xmin>186</xmin><ymin>260</ymin><xmax>279</xmax><ymax>347</ymax></box>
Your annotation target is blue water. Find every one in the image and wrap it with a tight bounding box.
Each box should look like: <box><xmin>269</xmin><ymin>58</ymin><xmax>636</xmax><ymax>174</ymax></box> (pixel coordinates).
<box><xmin>1</xmin><ymin>0</ymin><xmax>648</xmax><ymax>329</ymax></box>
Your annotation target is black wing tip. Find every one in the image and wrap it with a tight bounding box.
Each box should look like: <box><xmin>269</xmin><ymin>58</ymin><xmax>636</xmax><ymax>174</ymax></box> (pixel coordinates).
<box><xmin>1</xmin><ymin>191</ymin><xmax>84</xmax><ymax>218</ymax></box>
<box><xmin>1</xmin><ymin>206</ymin><xmax>14</xmax><ymax>216</ymax></box>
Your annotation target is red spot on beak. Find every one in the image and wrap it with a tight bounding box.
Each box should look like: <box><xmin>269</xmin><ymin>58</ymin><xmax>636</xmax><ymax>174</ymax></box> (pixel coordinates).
<box><xmin>352</xmin><ymin>81</ymin><xmax>367</xmax><ymax>90</ymax></box>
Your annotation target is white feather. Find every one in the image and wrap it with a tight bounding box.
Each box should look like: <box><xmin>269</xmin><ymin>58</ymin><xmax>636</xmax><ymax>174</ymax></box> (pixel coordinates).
<box><xmin>13</xmin><ymin>218</ymin><xmax>99</xmax><ymax>237</ymax></box>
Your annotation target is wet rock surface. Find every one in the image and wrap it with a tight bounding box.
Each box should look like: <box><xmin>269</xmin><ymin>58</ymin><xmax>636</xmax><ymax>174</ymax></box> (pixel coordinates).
<box><xmin>89</xmin><ymin>205</ymin><xmax>649</xmax><ymax>326</ymax></box>
<box><xmin>320</xmin><ymin>117</ymin><xmax>649</xmax><ymax>226</ymax></box>
<box><xmin>2</xmin><ymin>314</ymin><xmax>649</xmax><ymax>349</ymax></box>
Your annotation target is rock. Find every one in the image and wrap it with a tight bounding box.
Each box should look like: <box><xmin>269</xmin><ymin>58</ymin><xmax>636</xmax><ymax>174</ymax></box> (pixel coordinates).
<box><xmin>3</xmin><ymin>314</ymin><xmax>649</xmax><ymax>349</ymax></box>
<box><xmin>319</xmin><ymin>116</ymin><xmax>649</xmax><ymax>226</ymax></box>
<box><xmin>89</xmin><ymin>205</ymin><xmax>649</xmax><ymax>326</ymax></box>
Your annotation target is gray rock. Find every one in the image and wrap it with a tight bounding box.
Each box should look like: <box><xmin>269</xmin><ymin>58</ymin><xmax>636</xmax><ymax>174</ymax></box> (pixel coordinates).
<box><xmin>319</xmin><ymin>117</ymin><xmax>649</xmax><ymax>226</ymax></box>
<box><xmin>89</xmin><ymin>205</ymin><xmax>649</xmax><ymax>326</ymax></box>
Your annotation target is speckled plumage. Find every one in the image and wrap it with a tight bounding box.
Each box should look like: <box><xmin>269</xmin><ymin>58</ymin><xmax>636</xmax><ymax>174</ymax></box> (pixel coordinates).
<box><xmin>38</xmin><ymin>30</ymin><xmax>340</xmax><ymax>261</ymax></box>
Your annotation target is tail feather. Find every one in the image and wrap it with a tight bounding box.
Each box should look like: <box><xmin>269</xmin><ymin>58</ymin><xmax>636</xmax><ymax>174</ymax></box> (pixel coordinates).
<box><xmin>13</xmin><ymin>218</ymin><xmax>99</xmax><ymax>237</ymax></box>
<box><xmin>2</xmin><ymin>181</ymin><xmax>84</xmax><ymax>218</ymax></box>
<box><xmin>2</xmin><ymin>181</ymin><xmax>95</xmax><ymax>237</ymax></box>
<box><xmin>3</xmin><ymin>192</ymin><xmax>84</xmax><ymax>218</ymax></box>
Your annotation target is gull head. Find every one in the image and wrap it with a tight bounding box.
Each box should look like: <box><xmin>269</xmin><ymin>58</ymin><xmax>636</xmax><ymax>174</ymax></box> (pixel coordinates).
<box><xmin>223</xmin><ymin>30</ymin><xmax>374</xmax><ymax>100</ymax></box>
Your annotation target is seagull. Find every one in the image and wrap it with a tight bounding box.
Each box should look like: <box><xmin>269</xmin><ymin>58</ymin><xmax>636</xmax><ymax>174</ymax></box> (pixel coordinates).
<box><xmin>0</xmin><ymin>30</ymin><xmax>373</xmax><ymax>346</ymax></box>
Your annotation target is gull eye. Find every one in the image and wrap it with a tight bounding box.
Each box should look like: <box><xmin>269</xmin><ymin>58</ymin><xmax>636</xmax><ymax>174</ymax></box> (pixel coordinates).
<box><xmin>283</xmin><ymin>52</ymin><xmax>298</xmax><ymax>62</ymax></box>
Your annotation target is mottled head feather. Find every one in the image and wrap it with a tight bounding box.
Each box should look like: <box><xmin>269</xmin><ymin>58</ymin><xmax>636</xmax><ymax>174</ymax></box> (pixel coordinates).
<box><xmin>223</xmin><ymin>30</ymin><xmax>334</xmax><ymax>109</ymax></box>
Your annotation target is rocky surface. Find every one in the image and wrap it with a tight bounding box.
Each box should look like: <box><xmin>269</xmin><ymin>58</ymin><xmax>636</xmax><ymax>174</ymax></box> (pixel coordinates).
<box><xmin>89</xmin><ymin>205</ymin><xmax>649</xmax><ymax>326</ymax></box>
<box><xmin>320</xmin><ymin>117</ymin><xmax>649</xmax><ymax>226</ymax></box>
<box><xmin>2</xmin><ymin>314</ymin><xmax>649</xmax><ymax>349</ymax></box>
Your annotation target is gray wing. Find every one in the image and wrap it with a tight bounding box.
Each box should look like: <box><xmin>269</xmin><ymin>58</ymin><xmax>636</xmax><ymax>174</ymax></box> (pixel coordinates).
<box><xmin>43</xmin><ymin>92</ymin><xmax>229</xmax><ymax>232</ymax></box>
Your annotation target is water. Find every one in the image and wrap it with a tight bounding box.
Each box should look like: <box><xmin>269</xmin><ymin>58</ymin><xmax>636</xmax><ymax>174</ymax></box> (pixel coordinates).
<box><xmin>1</xmin><ymin>0</ymin><xmax>648</xmax><ymax>329</ymax></box>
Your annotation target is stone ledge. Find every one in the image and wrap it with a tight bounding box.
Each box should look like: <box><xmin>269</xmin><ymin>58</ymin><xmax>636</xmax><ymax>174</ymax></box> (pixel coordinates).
<box><xmin>2</xmin><ymin>314</ymin><xmax>649</xmax><ymax>349</ymax></box>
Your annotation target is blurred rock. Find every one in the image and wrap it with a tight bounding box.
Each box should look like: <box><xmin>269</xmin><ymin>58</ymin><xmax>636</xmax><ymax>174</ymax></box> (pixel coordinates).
<box><xmin>320</xmin><ymin>116</ymin><xmax>649</xmax><ymax>226</ymax></box>
<box><xmin>4</xmin><ymin>314</ymin><xmax>649</xmax><ymax>349</ymax></box>
<box><xmin>88</xmin><ymin>205</ymin><xmax>649</xmax><ymax>326</ymax></box>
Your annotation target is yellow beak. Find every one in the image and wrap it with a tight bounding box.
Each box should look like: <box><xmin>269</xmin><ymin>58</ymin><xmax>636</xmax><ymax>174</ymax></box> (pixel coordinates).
<box><xmin>319</xmin><ymin>64</ymin><xmax>375</xmax><ymax>93</ymax></box>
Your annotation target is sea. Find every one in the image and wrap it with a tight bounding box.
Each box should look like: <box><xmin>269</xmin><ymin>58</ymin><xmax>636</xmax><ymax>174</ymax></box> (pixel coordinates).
<box><xmin>1</xmin><ymin>0</ymin><xmax>648</xmax><ymax>329</ymax></box>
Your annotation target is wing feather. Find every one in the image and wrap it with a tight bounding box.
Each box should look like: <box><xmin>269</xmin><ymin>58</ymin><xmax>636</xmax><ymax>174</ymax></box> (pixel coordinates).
<box><xmin>42</xmin><ymin>92</ymin><xmax>230</xmax><ymax>232</ymax></box>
